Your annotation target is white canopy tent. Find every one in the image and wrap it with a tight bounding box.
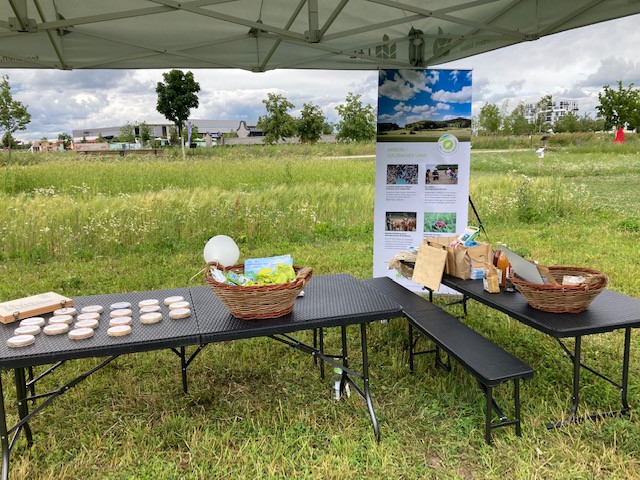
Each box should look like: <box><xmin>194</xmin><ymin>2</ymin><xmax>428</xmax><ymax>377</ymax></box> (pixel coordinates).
<box><xmin>1</xmin><ymin>0</ymin><xmax>639</xmax><ymax>71</ymax></box>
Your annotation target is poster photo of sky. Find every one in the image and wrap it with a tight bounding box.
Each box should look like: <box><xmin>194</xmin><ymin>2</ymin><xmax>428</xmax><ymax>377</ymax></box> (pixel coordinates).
<box><xmin>377</xmin><ymin>69</ymin><xmax>472</xmax><ymax>142</ymax></box>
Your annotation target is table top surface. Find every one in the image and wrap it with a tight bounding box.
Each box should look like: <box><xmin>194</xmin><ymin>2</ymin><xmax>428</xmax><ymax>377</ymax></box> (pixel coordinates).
<box><xmin>0</xmin><ymin>274</ymin><xmax>402</xmax><ymax>369</ymax></box>
<box><xmin>442</xmin><ymin>275</ymin><xmax>640</xmax><ymax>337</ymax></box>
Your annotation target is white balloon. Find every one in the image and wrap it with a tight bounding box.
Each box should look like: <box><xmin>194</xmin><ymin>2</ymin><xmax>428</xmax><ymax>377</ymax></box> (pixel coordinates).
<box><xmin>203</xmin><ymin>235</ymin><xmax>240</xmax><ymax>267</ymax></box>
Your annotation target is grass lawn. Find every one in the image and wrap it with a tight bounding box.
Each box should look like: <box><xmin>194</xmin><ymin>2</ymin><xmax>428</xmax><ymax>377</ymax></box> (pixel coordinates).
<box><xmin>1</xmin><ymin>143</ymin><xmax>640</xmax><ymax>479</ymax></box>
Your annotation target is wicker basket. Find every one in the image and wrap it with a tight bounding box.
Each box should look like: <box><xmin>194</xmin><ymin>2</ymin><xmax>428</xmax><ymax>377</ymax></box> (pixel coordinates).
<box><xmin>205</xmin><ymin>262</ymin><xmax>313</xmax><ymax>320</ymax></box>
<box><xmin>511</xmin><ymin>266</ymin><xmax>608</xmax><ymax>313</ymax></box>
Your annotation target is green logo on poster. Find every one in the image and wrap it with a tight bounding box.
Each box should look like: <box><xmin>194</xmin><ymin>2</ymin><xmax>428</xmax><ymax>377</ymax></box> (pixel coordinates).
<box><xmin>437</xmin><ymin>134</ymin><xmax>459</xmax><ymax>155</ymax></box>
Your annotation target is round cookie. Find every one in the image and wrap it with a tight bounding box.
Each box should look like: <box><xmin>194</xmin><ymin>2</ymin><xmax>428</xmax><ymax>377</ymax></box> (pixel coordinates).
<box><xmin>20</xmin><ymin>317</ymin><xmax>45</xmax><ymax>328</ymax></box>
<box><xmin>169</xmin><ymin>308</ymin><xmax>191</xmax><ymax>319</ymax></box>
<box><xmin>139</xmin><ymin>299</ymin><xmax>159</xmax><ymax>308</ymax></box>
<box><xmin>68</xmin><ymin>328</ymin><xmax>94</xmax><ymax>340</ymax></box>
<box><xmin>7</xmin><ymin>335</ymin><xmax>35</xmax><ymax>348</ymax></box>
<box><xmin>54</xmin><ymin>307</ymin><xmax>77</xmax><ymax>316</ymax></box>
<box><xmin>81</xmin><ymin>305</ymin><xmax>104</xmax><ymax>314</ymax></box>
<box><xmin>110</xmin><ymin>308</ymin><xmax>133</xmax><ymax>318</ymax></box>
<box><xmin>110</xmin><ymin>316</ymin><xmax>133</xmax><ymax>327</ymax></box>
<box><xmin>169</xmin><ymin>301</ymin><xmax>190</xmax><ymax>310</ymax></box>
<box><xmin>14</xmin><ymin>325</ymin><xmax>41</xmax><ymax>336</ymax></box>
<box><xmin>140</xmin><ymin>305</ymin><xmax>161</xmax><ymax>314</ymax></box>
<box><xmin>164</xmin><ymin>295</ymin><xmax>184</xmax><ymax>305</ymax></box>
<box><xmin>110</xmin><ymin>302</ymin><xmax>131</xmax><ymax>310</ymax></box>
<box><xmin>44</xmin><ymin>324</ymin><xmax>69</xmax><ymax>335</ymax></box>
<box><xmin>75</xmin><ymin>319</ymin><xmax>99</xmax><ymax>330</ymax></box>
<box><xmin>108</xmin><ymin>325</ymin><xmax>132</xmax><ymax>337</ymax></box>
<box><xmin>140</xmin><ymin>312</ymin><xmax>162</xmax><ymax>324</ymax></box>
<box><xmin>77</xmin><ymin>312</ymin><xmax>100</xmax><ymax>321</ymax></box>
<box><xmin>49</xmin><ymin>315</ymin><xmax>74</xmax><ymax>325</ymax></box>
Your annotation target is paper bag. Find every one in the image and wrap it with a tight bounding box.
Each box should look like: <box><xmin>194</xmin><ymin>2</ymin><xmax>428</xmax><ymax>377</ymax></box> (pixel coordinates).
<box><xmin>423</xmin><ymin>235</ymin><xmax>492</xmax><ymax>280</ymax></box>
<box><xmin>412</xmin><ymin>241</ymin><xmax>448</xmax><ymax>291</ymax></box>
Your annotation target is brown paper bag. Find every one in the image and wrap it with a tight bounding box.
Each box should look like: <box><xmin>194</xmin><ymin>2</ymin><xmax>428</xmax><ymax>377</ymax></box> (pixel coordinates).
<box><xmin>412</xmin><ymin>241</ymin><xmax>448</xmax><ymax>291</ymax></box>
<box><xmin>423</xmin><ymin>236</ymin><xmax>492</xmax><ymax>280</ymax></box>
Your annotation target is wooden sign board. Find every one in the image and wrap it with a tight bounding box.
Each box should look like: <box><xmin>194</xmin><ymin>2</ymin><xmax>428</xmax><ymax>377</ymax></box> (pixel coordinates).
<box><xmin>412</xmin><ymin>242</ymin><xmax>448</xmax><ymax>291</ymax></box>
<box><xmin>0</xmin><ymin>292</ymin><xmax>73</xmax><ymax>324</ymax></box>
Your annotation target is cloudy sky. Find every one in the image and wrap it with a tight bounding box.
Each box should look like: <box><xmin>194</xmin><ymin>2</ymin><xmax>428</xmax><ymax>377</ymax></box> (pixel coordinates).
<box><xmin>378</xmin><ymin>69</ymin><xmax>472</xmax><ymax>126</ymax></box>
<box><xmin>2</xmin><ymin>14</ymin><xmax>639</xmax><ymax>141</ymax></box>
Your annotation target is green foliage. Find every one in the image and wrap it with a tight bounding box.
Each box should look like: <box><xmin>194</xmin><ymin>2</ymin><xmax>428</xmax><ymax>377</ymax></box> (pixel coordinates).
<box><xmin>2</xmin><ymin>143</ymin><xmax>640</xmax><ymax>478</ymax></box>
<box><xmin>156</xmin><ymin>70</ymin><xmax>200</xmax><ymax>137</ymax></box>
<box><xmin>0</xmin><ymin>75</ymin><xmax>30</xmax><ymax>159</ymax></box>
<box><xmin>597</xmin><ymin>81</ymin><xmax>640</xmax><ymax>130</ymax></box>
<box><xmin>116</xmin><ymin>122</ymin><xmax>136</xmax><ymax>143</ymax></box>
<box><xmin>168</xmin><ymin>125</ymin><xmax>179</xmax><ymax>144</ymax></box>
<box><xmin>553</xmin><ymin>112</ymin><xmax>580</xmax><ymax>133</ymax></box>
<box><xmin>81</xmin><ymin>135</ymin><xmax>87</xmax><ymax>144</ymax></box>
<box><xmin>297</xmin><ymin>102</ymin><xmax>326</xmax><ymax>143</ymax></box>
<box><xmin>477</xmin><ymin>102</ymin><xmax>501</xmax><ymax>134</ymax></box>
<box><xmin>57</xmin><ymin>132</ymin><xmax>72</xmax><ymax>149</ymax></box>
<box><xmin>138</xmin><ymin>122</ymin><xmax>152</xmax><ymax>146</ymax></box>
<box><xmin>96</xmin><ymin>132</ymin><xmax>106</xmax><ymax>143</ymax></box>
<box><xmin>257</xmin><ymin>93</ymin><xmax>297</xmax><ymax>144</ymax></box>
<box><xmin>503</xmin><ymin>102</ymin><xmax>533</xmax><ymax>135</ymax></box>
<box><xmin>2</xmin><ymin>132</ymin><xmax>17</xmax><ymax>149</ymax></box>
<box><xmin>335</xmin><ymin>92</ymin><xmax>376</xmax><ymax>142</ymax></box>
<box><xmin>532</xmin><ymin>94</ymin><xmax>553</xmax><ymax>133</ymax></box>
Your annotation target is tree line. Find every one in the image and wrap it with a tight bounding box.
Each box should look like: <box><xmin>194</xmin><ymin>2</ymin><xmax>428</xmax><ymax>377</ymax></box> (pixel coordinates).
<box><xmin>476</xmin><ymin>81</ymin><xmax>640</xmax><ymax>135</ymax></box>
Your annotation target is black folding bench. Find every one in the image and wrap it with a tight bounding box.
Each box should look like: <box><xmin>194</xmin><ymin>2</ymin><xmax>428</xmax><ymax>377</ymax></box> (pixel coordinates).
<box><xmin>365</xmin><ymin>277</ymin><xmax>534</xmax><ymax>444</ymax></box>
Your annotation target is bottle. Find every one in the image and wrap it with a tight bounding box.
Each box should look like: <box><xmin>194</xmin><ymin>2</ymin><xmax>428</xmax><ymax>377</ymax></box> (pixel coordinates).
<box><xmin>496</xmin><ymin>250</ymin><xmax>510</xmax><ymax>288</ymax></box>
<box><xmin>333</xmin><ymin>367</ymin><xmax>342</xmax><ymax>401</ymax></box>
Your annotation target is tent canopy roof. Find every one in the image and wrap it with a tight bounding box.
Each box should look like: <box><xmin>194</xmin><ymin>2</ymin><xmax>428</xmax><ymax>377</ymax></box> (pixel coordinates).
<box><xmin>1</xmin><ymin>0</ymin><xmax>639</xmax><ymax>71</ymax></box>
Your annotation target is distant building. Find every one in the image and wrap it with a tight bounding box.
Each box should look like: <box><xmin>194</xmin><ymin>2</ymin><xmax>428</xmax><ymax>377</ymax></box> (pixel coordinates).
<box><xmin>72</xmin><ymin>119</ymin><xmax>263</xmax><ymax>142</ymax></box>
<box><xmin>525</xmin><ymin>99</ymin><xmax>579</xmax><ymax>124</ymax></box>
<box><xmin>30</xmin><ymin>140</ymin><xmax>63</xmax><ymax>152</ymax></box>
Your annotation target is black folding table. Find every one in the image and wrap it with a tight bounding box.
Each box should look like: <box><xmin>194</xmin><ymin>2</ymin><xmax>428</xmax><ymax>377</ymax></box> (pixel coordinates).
<box><xmin>439</xmin><ymin>275</ymin><xmax>640</xmax><ymax>428</ymax></box>
<box><xmin>0</xmin><ymin>274</ymin><xmax>401</xmax><ymax>480</ymax></box>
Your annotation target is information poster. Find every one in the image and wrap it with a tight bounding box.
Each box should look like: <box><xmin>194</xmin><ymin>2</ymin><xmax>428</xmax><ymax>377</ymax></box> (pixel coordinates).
<box><xmin>373</xmin><ymin>68</ymin><xmax>472</xmax><ymax>289</ymax></box>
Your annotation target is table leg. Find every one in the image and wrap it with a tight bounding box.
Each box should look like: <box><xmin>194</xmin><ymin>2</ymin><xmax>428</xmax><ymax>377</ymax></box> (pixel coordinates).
<box><xmin>13</xmin><ymin>369</ymin><xmax>32</xmax><ymax>447</ymax></box>
<box><xmin>360</xmin><ymin>322</ymin><xmax>380</xmax><ymax>442</ymax></box>
<box><xmin>319</xmin><ymin>328</ymin><xmax>325</xmax><ymax>380</ymax></box>
<box><xmin>180</xmin><ymin>347</ymin><xmax>188</xmax><ymax>394</ymax></box>
<box><xmin>27</xmin><ymin>367</ymin><xmax>35</xmax><ymax>402</ymax></box>
<box><xmin>408</xmin><ymin>322</ymin><xmax>414</xmax><ymax>374</ymax></box>
<box><xmin>340</xmin><ymin>326</ymin><xmax>349</xmax><ymax>395</ymax></box>
<box><xmin>0</xmin><ymin>374</ymin><xmax>10</xmax><ymax>480</ymax></box>
<box><xmin>622</xmin><ymin>327</ymin><xmax>631</xmax><ymax>410</ymax></box>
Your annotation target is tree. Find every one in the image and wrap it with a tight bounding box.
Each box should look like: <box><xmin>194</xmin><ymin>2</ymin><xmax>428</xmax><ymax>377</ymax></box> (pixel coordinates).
<box><xmin>117</xmin><ymin>122</ymin><xmax>136</xmax><ymax>143</ymax></box>
<box><xmin>578</xmin><ymin>113</ymin><xmax>605</xmax><ymax>132</ymax></box>
<box><xmin>596</xmin><ymin>81</ymin><xmax>640</xmax><ymax>130</ymax></box>
<box><xmin>297</xmin><ymin>102</ymin><xmax>326</xmax><ymax>143</ymax></box>
<box><xmin>138</xmin><ymin>122</ymin><xmax>152</xmax><ymax>146</ymax></box>
<box><xmin>156</xmin><ymin>70</ymin><xmax>200</xmax><ymax>158</ymax></box>
<box><xmin>168</xmin><ymin>125</ymin><xmax>179</xmax><ymax>145</ymax></box>
<box><xmin>503</xmin><ymin>102</ymin><xmax>532</xmax><ymax>135</ymax></box>
<box><xmin>335</xmin><ymin>92</ymin><xmax>376</xmax><ymax>142</ymax></box>
<box><xmin>81</xmin><ymin>135</ymin><xmax>88</xmax><ymax>144</ymax></box>
<box><xmin>477</xmin><ymin>102</ymin><xmax>501</xmax><ymax>134</ymax></box>
<box><xmin>0</xmin><ymin>75</ymin><xmax>30</xmax><ymax>159</ymax></box>
<box><xmin>58</xmin><ymin>133</ymin><xmax>72</xmax><ymax>149</ymax></box>
<box><xmin>553</xmin><ymin>112</ymin><xmax>580</xmax><ymax>133</ymax></box>
<box><xmin>2</xmin><ymin>132</ymin><xmax>17</xmax><ymax>149</ymax></box>
<box><xmin>96</xmin><ymin>132</ymin><xmax>107</xmax><ymax>143</ymax></box>
<box><xmin>257</xmin><ymin>93</ymin><xmax>297</xmax><ymax>144</ymax></box>
<box><xmin>532</xmin><ymin>95</ymin><xmax>552</xmax><ymax>133</ymax></box>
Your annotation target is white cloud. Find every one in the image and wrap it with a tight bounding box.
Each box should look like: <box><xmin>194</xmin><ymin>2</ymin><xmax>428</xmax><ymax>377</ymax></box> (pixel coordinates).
<box><xmin>378</xmin><ymin>73</ymin><xmax>415</xmax><ymax>101</ymax></box>
<box><xmin>431</xmin><ymin>85</ymin><xmax>472</xmax><ymax>103</ymax></box>
<box><xmin>411</xmin><ymin>105</ymin><xmax>439</xmax><ymax>116</ymax></box>
<box><xmin>393</xmin><ymin>102</ymin><xmax>412</xmax><ymax>112</ymax></box>
<box><xmin>450</xmin><ymin>70</ymin><xmax>459</xmax><ymax>83</ymax></box>
<box><xmin>436</xmin><ymin>102</ymin><xmax>451</xmax><ymax>111</ymax></box>
<box><xmin>378</xmin><ymin>112</ymin><xmax>404</xmax><ymax>122</ymax></box>
<box><xmin>443</xmin><ymin>114</ymin><xmax>471</xmax><ymax>120</ymax></box>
